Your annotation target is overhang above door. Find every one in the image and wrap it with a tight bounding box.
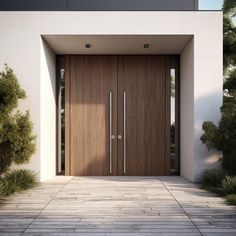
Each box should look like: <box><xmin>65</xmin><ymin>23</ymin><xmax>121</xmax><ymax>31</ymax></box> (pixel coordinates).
<box><xmin>42</xmin><ymin>35</ymin><xmax>192</xmax><ymax>55</ymax></box>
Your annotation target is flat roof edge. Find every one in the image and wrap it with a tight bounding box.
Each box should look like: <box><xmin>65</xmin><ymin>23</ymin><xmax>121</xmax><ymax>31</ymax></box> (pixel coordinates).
<box><xmin>0</xmin><ymin>0</ymin><xmax>199</xmax><ymax>11</ymax></box>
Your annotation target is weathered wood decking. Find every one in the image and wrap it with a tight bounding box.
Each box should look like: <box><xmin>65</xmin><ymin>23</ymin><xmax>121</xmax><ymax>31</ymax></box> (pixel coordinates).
<box><xmin>0</xmin><ymin>176</ymin><xmax>235</xmax><ymax>235</ymax></box>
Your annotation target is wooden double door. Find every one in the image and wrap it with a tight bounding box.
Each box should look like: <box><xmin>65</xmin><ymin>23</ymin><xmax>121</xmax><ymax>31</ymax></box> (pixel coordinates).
<box><xmin>65</xmin><ymin>55</ymin><xmax>170</xmax><ymax>176</ymax></box>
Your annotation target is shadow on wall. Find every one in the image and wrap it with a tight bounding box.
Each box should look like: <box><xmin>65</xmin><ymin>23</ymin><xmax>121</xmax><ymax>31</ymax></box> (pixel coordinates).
<box><xmin>194</xmin><ymin>90</ymin><xmax>223</xmax><ymax>181</ymax></box>
<box><xmin>40</xmin><ymin>38</ymin><xmax>57</xmax><ymax>180</ymax></box>
<box><xmin>42</xmin><ymin>38</ymin><xmax>56</xmax><ymax>102</ymax></box>
<box><xmin>75</xmin><ymin>89</ymin><xmax>223</xmax><ymax>180</ymax></box>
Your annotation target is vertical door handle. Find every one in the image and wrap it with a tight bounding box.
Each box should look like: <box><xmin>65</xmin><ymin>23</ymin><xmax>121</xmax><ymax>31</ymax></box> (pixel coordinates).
<box><xmin>109</xmin><ymin>91</ymin><xmax>113</xmax><ymax>174</ymax></box>
<box><xmin>123</xmin><ymin>91</ymin><xmax>126</xmax><ymax>174</ymax></box>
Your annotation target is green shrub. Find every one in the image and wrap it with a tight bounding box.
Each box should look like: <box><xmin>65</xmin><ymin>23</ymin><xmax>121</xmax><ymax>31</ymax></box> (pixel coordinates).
<box><xmin>225</xmin><ymin>194</ymin><xmax>236</xmax><ymax>205</ymax></box>
<box><xmin>202</xmin><ymin>168</ymin><xmax>226</xmax><ymax>188</ymax></box>
<box><xmin>200</xmin><ymin>98</ymin><xmax>236</xmax><ymax>175</ymax></box>
<box><xmin>201</xmin><ymin>1</ymin><xmax>236</xmax><ymax>205</ymax></box>
<box><xmin>0</xmin><ymin>65</ymin><xmax>25</xmax><ymax>120</ymax></box>
<box><xmin>0</xmin><ymin>169</ymin><xmax>37</xmax><ymax>197</ymax></box>
<box><xmin>201</xmin><ymin>1</ymin><xmax>236</xmax><ymax>175</ymax></box>
<box><xmin>220</xmin><ymin>176</ymin><xmax>236</xmax><ymax>194</ymax></box>
<box><xmin>0</xmin><ymin>65</ymin><xmax>36</xmax><ymax>174</ymax></box>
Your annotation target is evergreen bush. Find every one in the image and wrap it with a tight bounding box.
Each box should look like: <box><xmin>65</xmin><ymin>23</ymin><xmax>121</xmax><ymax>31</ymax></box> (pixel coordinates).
<box><xmin>0</xmin><ymin>65</ymin><xmax>37</xmax><ymax>196</ymax></box>
<box><xmin>202</xmin><ymin>168</ymin><xmax>227</xmax><ymax>188</ymax></box>
<box><xmin>0</xmin><ymin>169</ymin><xmax>37</xmax><ymax>197</ymax></box>
<box><xmin>225</xmin><ymin>194</ymin><xmax>236</xmax><ymax>205</ymax></box>
<box><xmin>0</xmin><ymin>65</ymin><xmax>36</xmax><ymax>174</ymax></box>
<box><xmin>201</xmin><ymin>0</ymin><xmax>236</xmax><ymax>175</ymax></box>
<box><xmin>220</xmin><ymin>176</ymin><xmax>236</xmax><ymax>194</ymax></box>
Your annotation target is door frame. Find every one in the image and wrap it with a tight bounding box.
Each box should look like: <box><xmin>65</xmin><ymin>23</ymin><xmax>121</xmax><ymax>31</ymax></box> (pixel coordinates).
<box><xmin>56</xmin><ymin>55</ymin><xmax>180</xmax><ymax>176</ymax></box>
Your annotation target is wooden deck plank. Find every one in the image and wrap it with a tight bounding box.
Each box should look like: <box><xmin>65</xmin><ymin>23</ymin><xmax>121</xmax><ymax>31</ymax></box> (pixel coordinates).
<box><xmin>0</xmin><ymin>176</ymin><xmax>235</xmax><ymax>235</ymax></box>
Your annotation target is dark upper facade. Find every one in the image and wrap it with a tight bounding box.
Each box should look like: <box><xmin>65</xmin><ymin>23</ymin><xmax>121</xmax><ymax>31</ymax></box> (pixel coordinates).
<box><xmin>0</xmin><ymin>0</ymin><xmax>198</xmax><ymax>11</ymax></box>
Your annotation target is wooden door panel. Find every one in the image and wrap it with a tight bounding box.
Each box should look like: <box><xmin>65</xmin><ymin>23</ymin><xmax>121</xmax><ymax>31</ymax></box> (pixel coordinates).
<box><xmin>117</xmin><ymin>56</ymin><xmax>146</xmax><ymax>175</ymax></box>
<box><xmin>65</xmin><ymin>55</ymin><xmax>170</xmax><ymax>176</ymax></box>
<box><xmin>66</xmin><ymin>56</ymin><xmax>117</xmax><ymax>176</ymax></box>
<box><xmin>117</xmin><ymin>56</ymin><xmax>168</xmax><ymax>176</ymax></box>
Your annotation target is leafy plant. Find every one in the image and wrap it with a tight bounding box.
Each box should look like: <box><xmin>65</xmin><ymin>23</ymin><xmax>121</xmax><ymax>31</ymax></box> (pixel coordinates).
<box><xmin>201</xmin><ymin>169</ymin><xmax>236</xmax><ymax>206</ymax></box>
<box><xmin>220</xmin><ymin>176</ymin><xmax>236</xmax><ymax>194</ymax></box>
<box><xmin>0</xmin><ymin>65</ymin><xmax>26</xmax><ymax>121</ymax></box>
<box><xmin>201</xmin><ymin>0</ymin><xmax>236</xmax><ymax>175</ymax></box>
<box><xmin>0</xmin><ymin>169</ymin><xmax>37</xmax><ymax>197</ymax></box>
<box><xmin>223</xmin><ymin>1</ymin><xmax>236</xmax><ymax>73</ymax></box>
<box><xmin>0</xmin><ymin>65</ymin><xmax>36</xmax><ymax>174</ymax></box>
<box><xmin>223</xmin><ymin>0</ymin><xmax>236</xmax><ymax>17</ymax></box>
<box><xmin>202</xmin><ymin>168</ymin><xmax>226</xmax><ymax>188</ymax></box>
<box><xmin>201</xmin><ymin>98</ymin><xmax>236</xmax><ymax>175</ymax></box>
<box><xmin>225</xmin><ymin>194</ymin><xmax>236</xmax><ymax>205</ymax></box>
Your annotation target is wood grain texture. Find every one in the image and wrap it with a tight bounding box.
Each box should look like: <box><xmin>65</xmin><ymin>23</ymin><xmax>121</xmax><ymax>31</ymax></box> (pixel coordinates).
<box><xmin>1</xmin><ymin>176</ymin><xmax>234</xmax><ymax>235</ymax></box>
<box><xmin>68</xmin><ymin>56</ymin><xmax>117</xmax><ymax>176</ymax></box>
<box><xmin>65</xmin><ymin>55</ymin><xmax>172</xmax><ymax>176</ymax></box>
<box><xmin>65</xmin><ymin>55</ymin><xmax>71</xmax><ymax>175</ymax></box>
<box><xmin>118</xmin><ymin>56</ymin><xmax>167</xmax><ymax>175</ymax></box>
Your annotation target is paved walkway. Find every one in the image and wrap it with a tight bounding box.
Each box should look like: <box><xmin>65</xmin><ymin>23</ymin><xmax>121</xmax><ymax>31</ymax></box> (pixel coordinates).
<box><xmin>0</xmin><ymin>176</ymin><xmax>236</xmax><ymax>236</ymax></box>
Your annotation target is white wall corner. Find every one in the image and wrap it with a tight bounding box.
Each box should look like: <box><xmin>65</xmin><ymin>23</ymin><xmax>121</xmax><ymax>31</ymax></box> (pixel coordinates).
<box><xmin>180</xmin><ymin>37</ymin><xmax>195</xmax><ymax>181</ymax></box>
<box><xmin>40</xmin><ymin>37</ymin><xmax>56</xmax><ymax>181</ymax></box>
<box><xmin>193</xmin><ymin>13</ymin><xmax>223</xmax><ymax>182</ymax></box>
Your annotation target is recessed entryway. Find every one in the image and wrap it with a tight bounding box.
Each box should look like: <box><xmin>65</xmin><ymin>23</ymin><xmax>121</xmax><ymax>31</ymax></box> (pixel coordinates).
<box><xmin>61</xmin><ymin>55</ymin><xmax>179</xmax><ymax>176</ymax></box>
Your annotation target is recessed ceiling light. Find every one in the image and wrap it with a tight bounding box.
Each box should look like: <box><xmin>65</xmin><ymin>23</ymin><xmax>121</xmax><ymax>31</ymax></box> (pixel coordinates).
<box><xmin>144</xmin><ymin>44</ymin><xmax>150</xmax><ymax>48</ymax></box>
<box><xmin>85</xmin><ymin>44</ymin><xmax>91</xmax><ymax>48</ymax></box>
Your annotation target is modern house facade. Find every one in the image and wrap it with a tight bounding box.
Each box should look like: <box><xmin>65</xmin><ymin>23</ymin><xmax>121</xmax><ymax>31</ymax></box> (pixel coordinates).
<box><xmin>0</xmin><ymin>0</ymin><xmax>223</xmax><ymax>182</ymax></box>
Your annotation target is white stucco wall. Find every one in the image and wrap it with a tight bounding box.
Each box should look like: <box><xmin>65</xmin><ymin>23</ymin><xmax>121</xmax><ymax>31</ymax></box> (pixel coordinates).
<box><xmin>0</xmin><ymin>11</ymin><xmax>223</xmax><ymax>181</ymax></box>
<box><xmin>0</xmin><ymin>13</ymin><xmax>42</xmax><ymax>178</ymax></box>
<box><xmin>180</xmin><ymin>38</ymin><xmax>195</xmax><ymax>181</ymax></box>
<box><xmin>40</xmin><ymin>39</ymin><xmax>56</xmax><ymax>180</ymax></box>
<box><xmin>193</xmin><ymin>14</ymin><xmax>223</xmax><ymax>181</ymax></box>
